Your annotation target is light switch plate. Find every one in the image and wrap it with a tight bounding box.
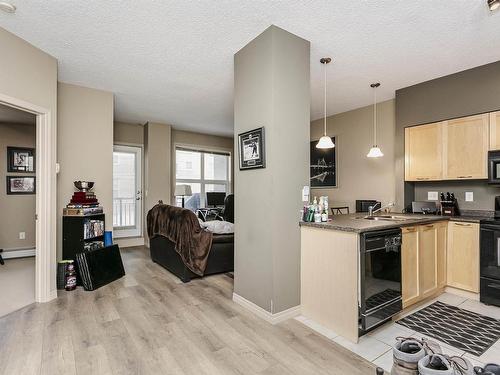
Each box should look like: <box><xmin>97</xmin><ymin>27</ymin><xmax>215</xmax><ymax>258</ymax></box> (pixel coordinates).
<box><xmin>465</xmin><ymin>192</ymin><xmax>474</xmax><ymax>202</ymax></box>
<box><xmin>428</xmin><ymin>191</ymin><xmax>438</xmax><ymax>201</ymax></box>
<box><xmin>19</xmin><ymin>232</ymin><xmax>25</xmax><ymax>240</ymax></box>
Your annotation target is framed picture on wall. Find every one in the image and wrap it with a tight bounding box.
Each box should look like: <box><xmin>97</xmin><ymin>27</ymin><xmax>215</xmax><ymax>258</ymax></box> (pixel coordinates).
<box><xmin>310</xmin><ymin>138</ymin><xmax>336</xmax><ymax>188</ymax></box>
<box><xmin>238</xmin><ymin>127</ymin><xmax>266</xmax><ymax>170</ymax></box>
<box><xmin>7</xmin><ymin>146</ymin><xmax>35</xmax><ymax>172</ymax></box>
<box><xmin>6</xmin><ymin>176</ymin><xmax>36</xmax><ymax>195</ymax></box>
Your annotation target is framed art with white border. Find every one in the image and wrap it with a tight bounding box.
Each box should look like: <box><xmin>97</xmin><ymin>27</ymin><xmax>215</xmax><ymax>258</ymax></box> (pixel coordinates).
<box><xmin>238</xmin><ymin>127</ymin><xmax>265</xmax><ymax>170</ymax></box>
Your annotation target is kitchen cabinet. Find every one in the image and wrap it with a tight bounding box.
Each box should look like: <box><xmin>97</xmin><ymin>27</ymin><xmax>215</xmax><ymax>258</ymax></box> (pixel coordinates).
<box><xmin>405</xmin><ymin>122</ymin><xmax>443</xmax><ymax>181</ymax></box>
<box><xmin>402</xmin><ymin>222</ymin><xmax>448</xmax><ymax>308</ymax></box>
<box><xmin>443</xmin><ymin>114</ymin><xmax>489</xmax><ymax>180</ymax></box>
<box><xmin>436</xmin><ymin>222</ymin><xmax>447</xmax><ymax>288</ymax></box>
<box><xmin>419</xmin><ymin>224</ymin><xmax>438</xmax><ymax>299</ymax></box>
<box><xmin>447</xmin><ymin>222</ymin><xmax>480</xmax><ymax>293</ymax></box>
<box><xmin>402</xmin><ymin>226</ymin><xmax>420</xmax><ymax>308</ymax></box>
<box><xmin>490</xmin><ymin>111</ymin><xmax>500</xmax><ymax>150</ymax></box>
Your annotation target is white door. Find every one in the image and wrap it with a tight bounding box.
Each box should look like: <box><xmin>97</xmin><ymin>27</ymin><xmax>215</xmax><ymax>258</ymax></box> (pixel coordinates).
<box><xmin>113</xmin><ymin>145</ymin><xmax>142</xmax><ymax>238</ymax></box>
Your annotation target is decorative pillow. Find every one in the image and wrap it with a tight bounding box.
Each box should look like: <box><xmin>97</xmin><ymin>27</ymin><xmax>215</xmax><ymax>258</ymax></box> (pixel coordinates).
<box><xmin>200</xmin><ymin>220</ymin><xmax>234</xmax><ymax>234</ymax></box>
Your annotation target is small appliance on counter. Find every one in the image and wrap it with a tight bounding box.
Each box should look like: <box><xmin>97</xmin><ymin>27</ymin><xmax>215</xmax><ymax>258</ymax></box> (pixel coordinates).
<box><xmin>440</xmin><ymin>192</ymin><xmax>460</xmax><ymax>216</ymax></box>
<box><xmin>411</xmin><ymin>201</ymin><xmax>438</xmax><ymax>215</ymax></box>
<box><xmin>356</xmin><ymin>199</ymin><xmax>380</xmax><ymax>213</ymax></box>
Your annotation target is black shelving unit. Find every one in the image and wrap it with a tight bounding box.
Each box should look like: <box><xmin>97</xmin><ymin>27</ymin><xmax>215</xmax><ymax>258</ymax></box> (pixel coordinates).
<box><xmin>62</xmin><ymin>214</ymin><xmax>105</xmax><ymax>284</ymax></box>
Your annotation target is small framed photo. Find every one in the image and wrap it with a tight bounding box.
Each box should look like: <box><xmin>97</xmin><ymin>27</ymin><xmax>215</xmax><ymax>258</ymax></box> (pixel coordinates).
<box><xmin>7</xmin><ymin>147</ymin><xmax>35</xmax><ymax>173</ymax></box>
<box><xmin>7</xmin><ymin>176</ymin><xmax>36</xmax><ymax>195</ymax></box>
<box><xmin>238</xmin><ymin>127</ymin><xmax>265</xmax><ymax>170</ymax></box>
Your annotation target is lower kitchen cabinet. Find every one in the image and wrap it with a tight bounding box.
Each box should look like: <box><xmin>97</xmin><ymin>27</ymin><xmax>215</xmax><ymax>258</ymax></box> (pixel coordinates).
<box><xmin>436</xmin><ymin>222</ymin><xmax>448</xmax><ymax>288</ymax></box>
<box><xmin>402</xmin><ymin>222</ymin><xmax>448</xmax><ymax>308</ymax></box>
<box><xmin>402</xmin><ymin>226</ymin><xmax>420</xmax><ymax>307</ymax></box>
<box><xmin>419</xmin><ymin>224</ymin><xmax>438</xmax><ymax>299</ymax></box>
<box><xmin>447</xmin><ymin>221</ymin><xmax>480</xmax><ymax>293</ymax></box>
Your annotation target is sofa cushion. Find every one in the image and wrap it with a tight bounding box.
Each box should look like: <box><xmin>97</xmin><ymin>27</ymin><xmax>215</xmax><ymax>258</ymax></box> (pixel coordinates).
<box><xmin>212</xmin><ymin>234</ymin><xmax>234</xmax><ymax>244</ymax></box>
<box><xmin>200</xmin><ymin>220</ymin><xmax>234</xmax><ymax>234</ymax></box>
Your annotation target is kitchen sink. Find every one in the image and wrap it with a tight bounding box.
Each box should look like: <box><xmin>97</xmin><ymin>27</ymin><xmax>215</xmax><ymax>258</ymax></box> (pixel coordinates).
<box><xmin>355</xmin><ymin>215</ymin><xmax>410</xmax><ymax>222</ymax></box>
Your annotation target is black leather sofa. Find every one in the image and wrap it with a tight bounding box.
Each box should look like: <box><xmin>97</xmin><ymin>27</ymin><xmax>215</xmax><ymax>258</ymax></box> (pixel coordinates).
<box><xmin>149</xmin><ymin>233</ymin><xmax>234</xmax><ymax>283</ymax></box>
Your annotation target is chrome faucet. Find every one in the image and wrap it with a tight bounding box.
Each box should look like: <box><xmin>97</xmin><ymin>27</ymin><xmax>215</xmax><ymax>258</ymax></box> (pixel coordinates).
<box><xmin>368</xmin><ymin>202</ymin><xmax>395</xmax><ymax>217</ymax></box>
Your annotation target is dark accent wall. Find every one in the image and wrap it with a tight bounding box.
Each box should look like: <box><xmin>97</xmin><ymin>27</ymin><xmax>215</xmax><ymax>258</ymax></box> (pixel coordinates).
<box><xmin>395</xmin><ymin>60</ymin><xmax>500</xmax><ymax>211</ymax></box>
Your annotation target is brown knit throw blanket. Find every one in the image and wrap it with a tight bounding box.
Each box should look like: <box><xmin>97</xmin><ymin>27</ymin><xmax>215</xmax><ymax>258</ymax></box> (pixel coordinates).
<box><xmin>147</xmin><ymin>203</ymin><xmax>213</xmax><ymax>276</ymax></box>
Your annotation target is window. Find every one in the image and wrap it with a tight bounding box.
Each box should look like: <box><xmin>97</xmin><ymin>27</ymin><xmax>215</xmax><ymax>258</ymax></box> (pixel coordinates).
<box><xmin>175</xmin><ymin>147</ymin><xmax>231</xmax><ymax>211</ymax></box>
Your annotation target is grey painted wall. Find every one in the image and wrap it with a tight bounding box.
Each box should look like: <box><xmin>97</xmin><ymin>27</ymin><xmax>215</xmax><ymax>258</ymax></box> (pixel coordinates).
<box><xmin>395</xmin><ymin>60</ymin><xmax>500</xmax><ymax>211</ymax></box>
<box><xmin>310</xmin><ymin>99</ymin><xmax>396</xmax><ymax>212</ymax></box>
<box><xmin>234</xmin><ymin>26</ymin><xmax>310</xmax><ymax>313</ymax></box>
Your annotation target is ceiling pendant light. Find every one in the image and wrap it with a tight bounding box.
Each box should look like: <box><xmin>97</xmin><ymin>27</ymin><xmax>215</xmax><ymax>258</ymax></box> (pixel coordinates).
<box><xmin>316</xmin><ymin>57</ymin><xmax>335</xmax><ymax>149</ymax></box>
<box><xmin>367</xmin><ymin>82</ymin><xmax>384</xmax><ymax>158</ymax></box>
<box><xmin>488</xmin><ymin>0</ymin><xmax>500</xmax><ymax>11</ymax></box>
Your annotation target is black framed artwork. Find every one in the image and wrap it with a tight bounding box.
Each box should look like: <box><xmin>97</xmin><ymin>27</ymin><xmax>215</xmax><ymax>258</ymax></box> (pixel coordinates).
<box><xmin>6</xmin><ymin>176</ymin><xmax>36</xmax><ymax>195</ymax></box>
<box><xmin>7</xmin><ymin>146</ymin><xmax>35</xmax><ymax>173</ymax></box>
<box><xmin>238</xmin><ymin>127</ymin><xmax>266</xmax><ymax>170</ymax></box>
<box><xmin>310</xmin><ymin>138</ymin><xmax>336</xmax><ymax>188</ymax></box>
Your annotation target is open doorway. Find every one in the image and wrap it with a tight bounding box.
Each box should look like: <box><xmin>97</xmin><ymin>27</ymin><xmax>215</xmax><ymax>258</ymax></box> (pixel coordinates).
<box><xmin>0</xmin><ymin>104</ymin><xmax>37</xmax><ymax>317</ymax></box>
<box><xmin>0</xmin><ymin>92</ymin><xmax>56</xmax><ymax>307</ymax></box>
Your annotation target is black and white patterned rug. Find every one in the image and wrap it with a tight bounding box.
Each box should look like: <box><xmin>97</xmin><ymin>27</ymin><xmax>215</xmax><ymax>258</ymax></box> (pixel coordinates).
<box><xmin>397</xmin><ymin>301</ymin><xmax>500</xmax><ymax>356</ymax></box>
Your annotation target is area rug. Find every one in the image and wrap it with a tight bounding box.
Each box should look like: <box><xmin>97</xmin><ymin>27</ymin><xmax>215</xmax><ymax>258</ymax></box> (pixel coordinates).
<box><xmin>396</xmin><ymin>301</ymin><xmax>500</xmax><ymax>356</ymax></box>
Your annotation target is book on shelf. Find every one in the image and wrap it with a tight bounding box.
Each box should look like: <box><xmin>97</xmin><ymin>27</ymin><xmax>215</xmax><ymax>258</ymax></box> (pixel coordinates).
<box><xmin>83</xmin><ymin>219</ymin><xmax>104</xmax><ymax>240</ymax></box>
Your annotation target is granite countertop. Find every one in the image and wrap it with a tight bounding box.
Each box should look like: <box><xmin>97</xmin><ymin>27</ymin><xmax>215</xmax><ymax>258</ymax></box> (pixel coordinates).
<box><xmin>300</xmin><ymin>211</ymin><xmax>493</xmax><ymax>233</ymax></box>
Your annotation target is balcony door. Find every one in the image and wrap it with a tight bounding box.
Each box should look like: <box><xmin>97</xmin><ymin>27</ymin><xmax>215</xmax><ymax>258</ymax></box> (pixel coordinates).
<box><xmin>113</xmin><ymin>145</ymin><xmax>142</xmax><ymax>238</ymax></box>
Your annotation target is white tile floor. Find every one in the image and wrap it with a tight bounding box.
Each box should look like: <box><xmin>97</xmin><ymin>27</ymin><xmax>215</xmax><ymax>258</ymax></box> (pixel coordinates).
<box><xmin>295</xmin><ymin>293</ymin><xmax>500</xmax><ymax>372</ymax></box>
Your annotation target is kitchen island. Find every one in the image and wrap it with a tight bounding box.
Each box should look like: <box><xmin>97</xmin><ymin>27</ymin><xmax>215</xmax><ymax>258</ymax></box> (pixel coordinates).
<box><xmin>300</xmin><ymin>213</ymin><xmax>484</xmax><ymax>343</ymax></box>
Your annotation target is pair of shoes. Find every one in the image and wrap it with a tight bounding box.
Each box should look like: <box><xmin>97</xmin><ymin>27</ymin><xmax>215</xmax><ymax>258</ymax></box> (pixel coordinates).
<box><xmin>418</xmin><ymin>354</ymin><xmax>473</xmax><ymax>375</ymax></box>
<box><xmin>474</xmin><ymin>363</ymin><xmax>500</xmax><ymax>375</ymax></box>
<box><xmin>391</xmin><ymin>337</ymin><xmax>441</xmax><ymax>375</ymax></box>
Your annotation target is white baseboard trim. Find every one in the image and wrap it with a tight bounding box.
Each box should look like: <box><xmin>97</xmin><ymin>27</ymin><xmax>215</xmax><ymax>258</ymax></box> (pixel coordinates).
<box><xmin>444</xmin><ymin>286</ymin><xmax>480</xmax><ymax>301</ymax></box>
<box><xmin>232</xmin><ymin>293</ymin><xmax>301</xmax><ymax>324</ymax></box>
<box><xmin>114</xmin><ymin>237</ymin><xmax>145</xmax><ymax>248</ymax></box>
<box><xmin>2</xmin><ymin>248</ymin><xmax>36</xmax><ymax>259</ymax></box>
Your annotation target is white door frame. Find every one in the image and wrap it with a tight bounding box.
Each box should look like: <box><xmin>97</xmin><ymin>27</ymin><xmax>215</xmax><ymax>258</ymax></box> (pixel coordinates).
<box><xmin>113</xmin><ymin>144</ymin><xmax>143</xmax><ymax>238</ymax></box>
<box><xmin>0</xmin><ymin>93</ymin><xmax>56</xmax><ymax>303</ymax></box>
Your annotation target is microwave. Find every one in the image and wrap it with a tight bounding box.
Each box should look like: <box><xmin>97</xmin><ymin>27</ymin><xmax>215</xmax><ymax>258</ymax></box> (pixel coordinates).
<box><xmin>488</xmin><ymin>150</ymin><xmax>500</xmax><ymax>184</ymax></box>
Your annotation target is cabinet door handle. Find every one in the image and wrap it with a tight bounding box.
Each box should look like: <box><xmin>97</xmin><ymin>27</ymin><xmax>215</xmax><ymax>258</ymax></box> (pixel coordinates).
<box><xmin>423</xmin><ymin>224</ymin><xmax>434</xmax><ymax>230</ymax></box>
<box><xmin>457</xmin><ymin>176</ymin><xmax>473</xmax><ymax>179</ymax></box>
<box><xmin>488</xmin><ymin>283</ymin><xmax>500</xmax><ymax>290</ymax></box>
<box><xmin>405</xmin><ymin>227</ymin><xmax>417</xmax><ymax>232</ymax></box>
<box><xmin>454</xmin><ymin>222</ymin><xmax>471</xmax><ymax>227</ymax></box>
<box><xmin>416</xmin><ymin>177</ymin><xmax>429</xmax><ymax>180</ymax></box>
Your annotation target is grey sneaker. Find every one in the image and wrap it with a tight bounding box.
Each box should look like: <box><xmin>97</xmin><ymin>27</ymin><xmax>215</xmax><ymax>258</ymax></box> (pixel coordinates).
<box><xmin>418</xmin><ymin>354</ymin><xmax>473</xmax><ymax>375</ymax></box>
<box><xmin>391</xmin><ymin>337</ymin><xmax>442</xmax><ymax>375</ymax></box>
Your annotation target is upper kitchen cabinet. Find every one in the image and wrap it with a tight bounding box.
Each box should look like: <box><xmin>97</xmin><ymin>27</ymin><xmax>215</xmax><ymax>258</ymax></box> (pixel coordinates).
<box><xmin>490</xmin><ymin>111</ymin><xmax>500</xmax><ymax>150</ymax></box>
<box><xmin>405</xmin><ymin>122</ymin><xmax>443</xmax><ymax>181</ymax></box>
<box><xmin>443</xmin><ymin>114</ymin><xmax>489</xmax><ymax>180</ymax></box>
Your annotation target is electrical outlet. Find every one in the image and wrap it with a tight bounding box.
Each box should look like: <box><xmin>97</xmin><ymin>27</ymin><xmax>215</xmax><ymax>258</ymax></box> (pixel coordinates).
<box><xmin>465</xmin><ymin>192</ymin><xmax>474</xmax><ymax>202</ymax></box>
<box><xmin>428</xmin><ymin>191</ymin><xmax>438</xmax><ymax>201</ymax></box>
<box><xmin>19</xmin><ymin>232</ymin><xmax>26</xmax><ymax>240</ymax></box>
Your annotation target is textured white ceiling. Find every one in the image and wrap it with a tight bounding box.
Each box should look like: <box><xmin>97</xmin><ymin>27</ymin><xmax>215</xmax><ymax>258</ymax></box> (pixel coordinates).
<box><xmin>1</xmin><ymin>1</ymin><xmax>500</xmax><ymax>136</ymax></box>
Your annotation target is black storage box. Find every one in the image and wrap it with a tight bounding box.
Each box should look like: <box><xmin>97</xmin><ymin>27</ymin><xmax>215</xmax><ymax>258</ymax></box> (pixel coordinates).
<box><xmin>76</xmin><ymin>244</ymin><xmax>125</xmax><ymax>291</ymax></box>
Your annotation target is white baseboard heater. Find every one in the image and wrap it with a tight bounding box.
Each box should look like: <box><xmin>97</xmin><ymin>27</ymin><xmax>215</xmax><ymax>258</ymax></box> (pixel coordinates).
<box><xmin>1</xmin><ymin>248</ymin><xmax>36</xmax><ymax>261</ymax></box>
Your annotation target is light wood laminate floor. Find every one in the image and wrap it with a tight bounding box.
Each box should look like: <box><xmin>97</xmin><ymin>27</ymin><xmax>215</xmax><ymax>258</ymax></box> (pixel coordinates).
<box><xmin>0</xmin><ymin>246</ymin><xmax>378</xmax><ymax>375</ymax></box>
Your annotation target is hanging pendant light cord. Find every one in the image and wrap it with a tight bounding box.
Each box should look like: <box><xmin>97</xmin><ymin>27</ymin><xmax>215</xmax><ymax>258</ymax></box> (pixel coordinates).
<box><xmin>373</xmin><ymin>85</ymin><xmax>377</xmax><ymax>145</ymax></box>
<box><xmin>324</xmin><ymin>62</ymin><xmax>327</xmax><ymax>136</ymax></box>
